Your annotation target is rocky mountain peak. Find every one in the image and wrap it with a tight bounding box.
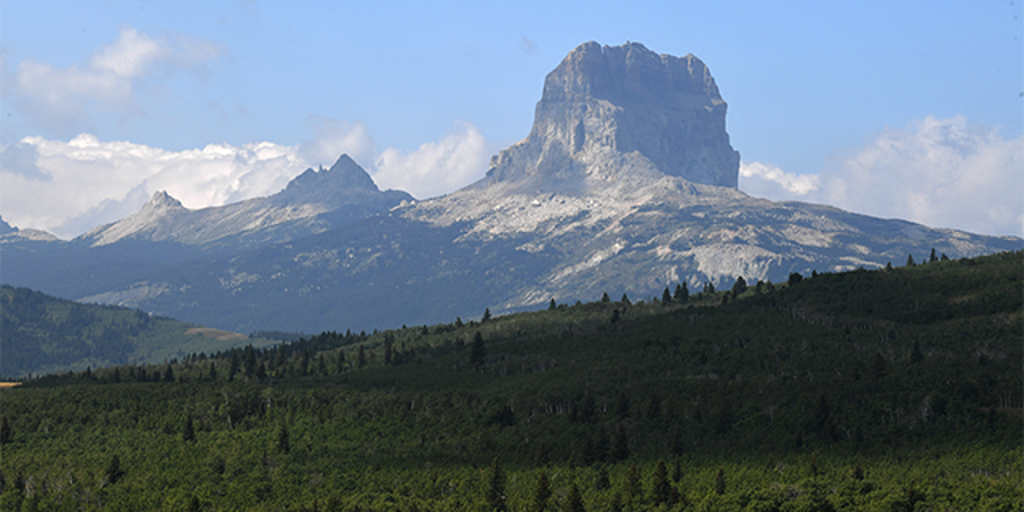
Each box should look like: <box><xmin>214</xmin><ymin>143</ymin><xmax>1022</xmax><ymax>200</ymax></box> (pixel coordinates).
<box><xmin>484</xmin><ymin>41</ymin><xmax>739</xmax><ymax>189</ymax></box>
<box><xmin>144</xmin><ymin>191</ymin><xmax>185</xmax><ymax>211</ymax></box>
<box><xmin>285</xmin><ymin>154</ymin><xmax>378</xmax><ymax>193</ymax></box>
<box><xmin>0</xmin><ymin>215</ymin><xmax>17</xmax><ymax>236</ymax></box>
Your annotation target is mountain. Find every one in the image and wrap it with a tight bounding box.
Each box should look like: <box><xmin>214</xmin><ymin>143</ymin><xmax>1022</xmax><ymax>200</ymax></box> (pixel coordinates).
<box><xmin>78</xmin><ymin>154</ymin><xmax>413</xmax><ymax>250</ymax></box>
<box><xmin>0</xmin><ymin>155</ymin><xmax>412</xmax><ymax>301</ymax></box>
<box><xmin>1</xmin><ymin>42</ymin><xmax>1020</xmax><ymax>334</ymax></box>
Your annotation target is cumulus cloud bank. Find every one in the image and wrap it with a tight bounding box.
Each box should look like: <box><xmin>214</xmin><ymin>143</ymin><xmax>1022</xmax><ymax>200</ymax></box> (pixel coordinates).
<box><xmin>0</xmin><ymin>121</ymin><xmax>491</xmax><ymax>239</ymax></box>
<box><xmin>740</xmin><ymin>116</ymin><xmax>1023</xmax><ymax>237</ymax></box>
<box><xmin>9</xmin><ymin>26</ymin><xmax>222</xmax><ymax>136</ymax></box>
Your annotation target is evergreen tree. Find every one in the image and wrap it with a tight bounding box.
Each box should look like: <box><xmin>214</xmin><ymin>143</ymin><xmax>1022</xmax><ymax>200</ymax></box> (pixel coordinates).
<box><xmin>106</xmin><ymin>454</ymin><xmax>124</xmax><ymax>485</ymax></box>
<box><xmin>470</xmin><ymin>331</ymin><xmax>486</xmax><ymax>368</ymax></box>
<box><xmin>228</xmin><ymin>352</ymin><xmax>240</xmax><ymax>381</ymax></box>
<box><xmin>182</xmin><ymin>416</ymin><xmax>195</xmax><ymax>443</ymax></box>
<box><xmin>624</xmin><ymin>463</ymin><xmax>642</xmax><ymax>499</ymax></box>
<box><xmin>208</xmin><ymin>362</ymin><xmax>217</xmax><ymax>381</ymax></box>
<box><xmin>674</xmin><ymin>282</ymin><xmax>689</xmax><ymax>302</ymax></box>
<box><xmin>714</xmin><ymin>468</ymin><xmax>726</xmax><ymax>495</ymax></box>
<box><xmin>612</xmin><ymin>422</ymin><xmax>629</xmax><ymax>461</ymax></box>
<box><xmin>0</xmin><ymin>417</ymin><xmax>11</xmax><ymax>445</ymax></box>
<box><xmin>929</xmin><ymin>248</ymin><xmax>938</xmax><ymax>263</ymax></box>
<box><xmin>335</xmin><ymin>350</ymin><xmax>346</xmax><ymax>374</ymax></box>
<box><xmin>610</xmin><ymin>308</ymin><xmax>620</xmax><ymax>324</ymax></box>
<box><xmin>662</xmin><ymin>287</ymin><xmax>672</xmax><ymax>303</ymax></box>
<box><xmin>788</xmin><ymin>273</ymin><xmax>803</xmax><ymax>286</ymax></box>
<box><xmin>277</xmin><ymin>423</ymin><xmax>290</xmax><ymax>454</ymax></box>
<box><xmin>732</xmin><ymin>276</ymin><xmax>748</xmax><ymax>297</ymax></box>
<box><xmin>620</xmin><ymin>293</ymin><xmax>631</xmax><ymax>305</ymax></box>
<box><xmin>549</xmin><ymin>298</ymin><xmax>557</xmax><ymax>310</ymax></box>
<box><xmin>357</xmin><ymin>346</ymin><xmax>367</xmax><ymax>369</ymax></box>
<box><xmin>531</xmin><ymin>471</ymin><xmax>552</xmax><ymax>512</ymax></box>
<box><xmin>650</xmin><ymin>459</ymin><xmax>671</xmax><ymax>504</ymax></box>
<box><xmin>485</xmin><ymin>459</ymin><xmax>507</xmax><ymax>512</ymax></box>
<box><xmin>615</xmin><ymin>392</ymin><xmax>630</xmax><ymax>419</ymax></box>
<box><xmin>911</xmin><ymin>340</ymin><xmax>923</xmax><ymax>363</ymax></box>
<box><xmin>601</xmin><ymin>292</ymin><xmax>610</xmax><ymax>303</ymax></box>
<box><xmin>482</xmin><ymin>307</ymin><xmax>492</xmax><ymax>323</ymax></box>
<box><xmin>595</xmin><ymin>466</ymin><xmax>611</xmax><ymax>490</ymax></box>
<box><xmin>163</xmin><ymin>365</ymin><xmax>175</xmax><ymax>383</ymax></box>
<box><xmin>906</xmin><ymin>254</ymin><xmax>916</xmax><ymax>267</ymax></box>
<box><xmin>565</xmin><ymin>484</ymin><xmax>585</xmax><ymax>512</ymax></box>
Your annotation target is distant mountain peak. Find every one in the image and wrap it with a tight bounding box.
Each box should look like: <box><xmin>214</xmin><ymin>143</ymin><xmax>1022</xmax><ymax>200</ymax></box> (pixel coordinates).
<box><xmin>0</xmin><ymin>215</ymin><xmax>17</xmax><ymax>236</ymax></box>
<box><xmin>484</xmin><ymin>41</ymin><xmax>739</xmax><ymax>189</ymax></box>
<box><xmin>144</xmin><ymin>191</ymin><xmax>185</xmax><ymax>211</ymax></box>
<box><xmin>283</xmin><ymin>154</ymin><xmax>379</xmax><ymax>197</ymax></box>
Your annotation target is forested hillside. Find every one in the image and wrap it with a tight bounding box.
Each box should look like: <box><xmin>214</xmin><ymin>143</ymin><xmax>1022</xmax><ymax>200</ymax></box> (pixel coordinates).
<box><xmin>0</xmin><ymin>285</ymin><xmax>274</xmax><ymax>378</ymax></box>
<box><xmin>0</xmin><ymin>251</ymin><xmax>1020</xmax><ymax>510</ymax></box>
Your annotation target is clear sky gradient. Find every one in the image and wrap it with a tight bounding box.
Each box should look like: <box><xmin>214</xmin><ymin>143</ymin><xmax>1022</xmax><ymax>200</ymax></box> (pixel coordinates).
<box><xmin>2</xmin><ymin>1</ymin><xmax>1022</xmax><ymax>238</ymax></box>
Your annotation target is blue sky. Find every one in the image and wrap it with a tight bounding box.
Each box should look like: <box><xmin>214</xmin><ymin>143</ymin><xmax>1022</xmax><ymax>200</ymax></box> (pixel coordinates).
<box><xmin>1</xmin><ymin>1</ymin><xmax>1022</xmax><ymax>238</ymax></box>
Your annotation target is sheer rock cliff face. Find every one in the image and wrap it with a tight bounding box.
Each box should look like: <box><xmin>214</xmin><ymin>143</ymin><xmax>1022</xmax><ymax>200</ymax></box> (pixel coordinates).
<box><xmin>486</xmin><ymin>42</ymin><xmax>739</xmax><ymax>189</ymax></box>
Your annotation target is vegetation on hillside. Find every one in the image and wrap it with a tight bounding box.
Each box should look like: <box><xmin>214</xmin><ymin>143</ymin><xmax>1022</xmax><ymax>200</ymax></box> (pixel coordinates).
<box><xmin>0</xmin><ymin>285</ymin><xmax>276</xmax><ymax>378</ymax></box>
<box><xmin>0</xmin><ymin>251</ymin><xmax>1020</xmax><ymax>510</ymax></box>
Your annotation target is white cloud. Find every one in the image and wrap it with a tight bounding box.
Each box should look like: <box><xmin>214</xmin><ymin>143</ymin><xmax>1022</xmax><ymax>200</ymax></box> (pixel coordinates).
<box><xmin>0</xmin><ymin>120</ymin><xmax>494</xmax><ymax>238</ymax></box>
<box><xmin>739</xmin><ymin>116</ymin><xmax>1023</xmax><ymax>237</ymax></box>
<box><xmin>739</xmin><ymin>161</ymin><xmax>819</xmax><ymax>198</ymax></box>
<box><xmin>9</xmin><ymin>26</ymin><xmax>222</xmax><ymax>136</ymax></box>
<box><xmin>373</xmin><ymin>122</ymin><xmax>491</xmax><ymax>199</ymax></box>
<box><xmin>299</xmin><ymin>116</ymin><xmax>376</xmax><ymax>170</ymax></box>
<box><xmin>0</xmin><ymin>134</ymin><xmax>307</xmax><ymax>239</ymax></box>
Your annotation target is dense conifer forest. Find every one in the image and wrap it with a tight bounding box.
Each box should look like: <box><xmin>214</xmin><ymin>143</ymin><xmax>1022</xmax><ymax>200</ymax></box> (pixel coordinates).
<box><xmin>0</xmin><ymin>251</ymin><xmax>1021</xmax><ymax>510</ymax></box>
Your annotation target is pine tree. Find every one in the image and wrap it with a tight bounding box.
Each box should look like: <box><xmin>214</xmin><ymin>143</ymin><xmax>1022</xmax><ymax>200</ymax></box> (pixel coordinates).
<box><xmin>482</xmin><ymin>307</ymin><xmax>492</xmax><ymax>322</ymax></box>
<box><xmin>615</xmin><ymin>392</ymin><xmax>630</xmax><ymax>419</ymax></box>
<box><xmin>906</xmin><ymin>254</ymin><xmax>916</xmax><ymax>267</ymax></box>
<box><xmin>565</xmin><ymin>484</ymin><xmax>585</xmax><ymax>512</ymax></box>
<box><xmin>674</xmin><ymin>282</ymin><xmax>689</xmax><ymax>302</ymax></box>
<box><xmin>595</xmin><ymin>466</ymin><xmax>611</xmax><ymax>490</ymax></box>
<box><xmin>106</xmin><ymin>454</ymin><xmax>124</xmax><ymax>485</ymax></box>
<box><xmin>470</xmin><ymin>331</ymin><xmax>486</xmax><ymax>368</ymax></box>
<box><xmin>911</xmin><ymin>340</ymin><xmax>923</xmax><ymax>363</ymax></box>
<box><xmin>732</xmin><ymin>276</ymin><xmax>748</xmax><ymax>297</ymax></box>
<box><xmin>651</xmin><ymin>459</ymin><xmax>671</xmax><ymax>504</ymax></box>
<box><xmin>335</xmin><ymin>350</ymin><xmax>346</xmax><ymax>374</ymax></box>
<box><xmin>549</xmin><ymin>298</ymin><xmax>557</xmax><ymax>310</ymax></box>
<box><xmin>929</xmin><ymin>248</ymin><xmax>938</xmax><ymax>263</ymax></box>
<box><xmin>277</xmin><ymin>423</ymin><xmax>290</xmax><ymax>454</ymax></box>
<box><xmin>531</xmin><ymin>471</ymin><xmax>552</xmax><ymax>512</ymax></box>
<box><xmin>0</xmin><ymin>417</ymin><xmax>11</xmax><ymax>445</ymax></box>
<box><xmin>610</xmin><ymin>308</ymin><xmax>620</xmax><ymax>323</ymax></box>
<box><xmin>357</xmin><ymin>346</ymin><xmax>367</xmax><ymax>369</ymax></box>
<box><xmin>182</xmin><ymin>416</ymin><xmax>195</xmax><ymax>443</ymax></box>
<box><xmin>485</xmin><ymin>459</ymin><xmax>508</xmax><ymax>512</ymax></box>
<box><xmin>624</xmin><ymin>463</ymin><xmax>642</xmax><ymax>499</ymax></box>
<box><xmin>612</xmin><ymin>422</ymin><xmax>629</xmax><ymax>461</ymax></box>
<box><xmin>662</xmin><ymin>287</ymin><xmax>672</xmax><ymax>304</ymax></box>
<box><xmin>601</xmin><ymin>292</ymin><xmax>610</xmax><ymax>303</ymax></box>
<box><xmin>620</xmin><ymin>293</ymin><xmax>631</xmax><ymax>305</ymax></box>
<box><xmin>714</xmin><ymin>468</ymin><xmax>726</xmax><ymax>495</ymax></box>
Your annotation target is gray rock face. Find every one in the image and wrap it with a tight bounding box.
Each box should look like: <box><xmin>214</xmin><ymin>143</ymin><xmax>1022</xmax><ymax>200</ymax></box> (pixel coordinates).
<box><xmin>77</xmin><ymin>154</ymin><xmax>412</xmax><ymax>249</ymax></box>
<box><xmin>486</xmin><ymin>42</ymin><xmax>739</xmax><ymax>189</ymax></box>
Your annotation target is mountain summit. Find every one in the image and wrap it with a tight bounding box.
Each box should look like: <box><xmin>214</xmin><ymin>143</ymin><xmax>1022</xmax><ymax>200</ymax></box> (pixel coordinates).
<box><xmin>486</xmin><ymin>42</ymin><xmax>739</xmax><ymax>189</ymax></box>
<box><xmin>2</xmin><ymin>42</ymin><xmax>1019</xmax><ymax>333</ymax></box>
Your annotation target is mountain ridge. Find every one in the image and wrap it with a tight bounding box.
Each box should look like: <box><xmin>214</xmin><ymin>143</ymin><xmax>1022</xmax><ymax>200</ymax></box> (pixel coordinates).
<box><xmin>1</xmin><ymin>41</ymin><xmax>1020</xmax><ymax>333</ymax></box>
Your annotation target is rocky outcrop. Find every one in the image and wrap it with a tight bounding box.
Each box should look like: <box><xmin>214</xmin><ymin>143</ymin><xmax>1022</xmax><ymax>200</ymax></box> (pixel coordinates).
<box><xmin>77</xmin><ymin>154</ymin><xmax>413</xmax><ymax>248</ymax></box>
<box><xmin>485</xmin><ymin>42</ymin><xmax>739</xmax><ymax>189</ymax></box>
